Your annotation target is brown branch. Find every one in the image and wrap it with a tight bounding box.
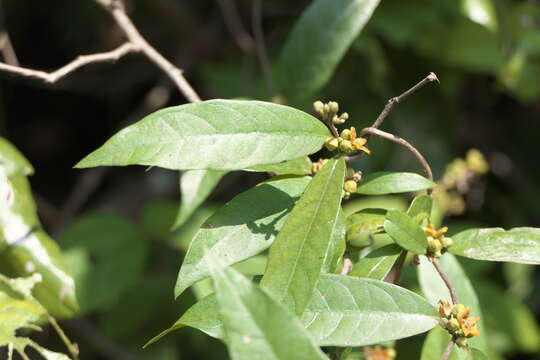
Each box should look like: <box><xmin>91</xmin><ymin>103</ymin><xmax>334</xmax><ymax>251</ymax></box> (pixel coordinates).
<box><xmin>0</xmin><ymin>31</ymin><xmax>19</xmax><ymax>65</ymax></box>
<box><xmin>0</xmin><ymin>42</ymin><xmax>136</xmax><ymax>84</ymax></box>
<box><xmin>360</xmin><ymin>127</ymin><xmax>433</xmax><ymax>184</ymax></box>
<box><xmin>217</xmin><ymin>0</ymin><xmax>255</xmax><ymax>54</ymax></box>
<box><xmin>440</xmin><ymin>341</ymin><xmax>454</xmax><ymax>360</ymax></box>
<box><xmin>252</xmin><ymin>0</ymin><xmax>274</xmax><ymax>96</ymax></box>
<box><xmin>430</xmin><ymin>258</ymin><xmax>459</xmax><ymax>304</ymax></box>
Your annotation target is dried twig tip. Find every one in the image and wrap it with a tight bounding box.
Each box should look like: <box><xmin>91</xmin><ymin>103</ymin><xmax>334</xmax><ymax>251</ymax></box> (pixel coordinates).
<box><xmin>428</xmin><ymin>72</ymin><xmax>440</xmax><ymax>84</ymax></box>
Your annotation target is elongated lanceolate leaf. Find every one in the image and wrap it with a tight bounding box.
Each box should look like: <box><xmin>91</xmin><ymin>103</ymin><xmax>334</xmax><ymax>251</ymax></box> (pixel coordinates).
<box><xmin>277</xmin><ymin>0</ymin><xmax>381</xmax><ymax>99</ymax></box>
<box><xmin>151</xmin><ymin>274</ymin><xmax>438</xmax><ymax>347</ymax></box>
<box><xmin>261</xmin><ymin>158</ymin><xmax>345</xmax><ymax>315</ymax></box>
<box><xmin>248</xmin><ymin>156</ymin><xmax>313</xmax><ymax>175</ymax></box>
<box><xmin>450</xmin><ymin>227</ymin><xmax>540</xmax><ymax>264</ymax></box>
<box><xmin>172</xmin><ymin>170</ymin><xmax>225</xmax><ymax>229</ymax></box>
<box><xmin>175</xmin><ymin>176</ymin><xmax>311</xmax><ymax>298</ymax></box>
<box><xmin>322</xmin><ymin>209</ymin><xmax>346</xmax><ymax>274</ymax></box>
<box><xmin>407</xmin><ymin>194</ymin><xmax>433</xmax><ymax>224</ymax></box>
<box><xmin>350</xmin><ymin>244</ymin><xmax>402</xmax><ymax>279</ymax></box>
<box><xmin>346</xmin><ymin>208</ymin><xmax>386</xmax><ymax>247</ymax></box>
<box><xmin>384</xmin><ymin>209</ymin><xmax>427</xmax><ymax>254</ymax></box>
<box><xmin>207</xmin><ymin>258</ymin><xmax>328</xmax><ymax>360</ymax></box>
<box><xmin>417</xmin><ymin>254</ymin><xmax>487</xmax><ymax>352</ymax></box>
<box><xmin>357</xmin><ymin>172</ymin><xmax>436</xmax><ymax>195</ymax></box>
<box><xmin>75</xmin><ymin>100</ymin><xmax>330</xmax><ymax>171</ymax></box>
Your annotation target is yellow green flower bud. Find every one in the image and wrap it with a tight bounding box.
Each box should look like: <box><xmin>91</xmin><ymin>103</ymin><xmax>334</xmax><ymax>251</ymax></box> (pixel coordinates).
<box><xmin>455</xmin><ymin>336</ymin><xmax>468</xmax><ymax>348</ymax></box>
<box><xmin>344</xmin><ymin>179</ymin><xmax>357</xmax><ymax>193</ymax></box>
<box><xmin>447</xmin><ymin>318</ymin><xmax>461</xmax><ymax>332</ymax></box>
<box><xmin>452</xmin><ymin>304</ymin><xmax>467</xmax><ymax>319</ymax></box>
<box><xmin>343</xmin><ymin>191</ymin><xmax>351</xmax><ymax>200</ymax></box>
<box><xmin>332</xmin><ymin>115</ymin><xmax>345</xmax><ymax>125</ymax></box>
<box><xmin>340</xmin><ymin>112</ymin><xmax>349</xmax><ymax>121</ymax></box>
<box><xmin>466</xmin><ymin>149</ymin><xmax>489</xmax><ymax>174</ymax></box>
<box><xmin>339</xmin><ymin>139</ymin><xmax>354</xmax><ymax>153</ymax></box>
<box><xmin>340</xmin><ymin>129</ymin><xmax>351</xmax><ymax>140</ymax></box>
<box><xmin>386</xmin><ymin>348</ymin><xmax>397</xmax><ymax>359</ymax></box>
<box><xmin>323</xmin><ymin>104</ymin><xmax>330</xmax><ymax>114</ymax></box>
<box><xmin>313</xmin><ymin>101</ymin><xmax>324</xmax><ymax>114</ymax></box>
<box><xmin>441</xmin><ymin>236</ymin><xmax>453</xmax><ymax>248</ymax></box>
<box><xmin>328</xmin><ymin>101</ymin><xmax>339</xmax><ymax>113</ymax></box>
<box><xmin>324</xmin><ymin>137</ymin><xmax>339</xmax><ymax>151</ymax></box>
<box><xmin>427</xmin><ymin>239</ymin><xmax>442</xmax><ymax>254</ymax></box>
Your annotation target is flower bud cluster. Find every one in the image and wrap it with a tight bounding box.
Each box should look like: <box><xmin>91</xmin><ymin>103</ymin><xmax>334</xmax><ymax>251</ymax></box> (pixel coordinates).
<box><xmin>342</xmin><ymin>168</ymin><xmax>362</xmax><ymax>200</ymax></box>
<box><xmin>424</xmin><ymin>223</ymin><xmax>452</xmax><ymax>258</ymax></box>
<box><xmin>313</xmin><ymin>101</ymin><xmax>348</xmax><ymax>125</ymax></box>
<box><xmin>324</xmin><ymin>126</ymin><xmax>371</xmax><ymax>155</ymax></box>
<box><xmin>438</xmin><ymin>300</ymin><xmax>480</xmax><ymax>347</ymax></box>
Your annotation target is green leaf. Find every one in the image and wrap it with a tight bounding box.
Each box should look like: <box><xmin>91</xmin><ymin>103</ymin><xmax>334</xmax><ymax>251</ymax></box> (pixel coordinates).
<box><xmin>247</xmin><ymin>156</ymin><xmax>313</xmax><ymax>175</ymax></box>
<box><xmin>417</xmin><ymin>254</ymin><xmax>487</xmax><ymax>352</ymax></box>
<box><xmin>59</xmin><ymin>212</ymin><xmax>148</xmax><ymax>313</ymax></box>
<box><xmin>208</xmin><ymin>258</ymin><xmax>328</xmax><ymax>360</ymax></box>
<box><xmin>174</xmin><ymin>176</ymin><xmax>312</xmax><ymax>298</ymax></box>
<box><xmin>350</xmin><ymin>244</ymin><xmax>402</xmax><ymax>279</ymax></box>
<box><xmin>322</xmin><ymin>209</ymin><xmax>346</xmax><ymax>274</ymax></box>
<box><xmin>384</xmin><ymin>209</ymin><xmax>428</xmax><ymax>254</ymax></box>
<box><xmin>460</xmin><ymin>0</ymin><xmax>497</xmax><ymax>32</ymax></box>
<box><xmin>172</xmin><ymin>170</ymin><xmax>225</xmax><ymax>229</ymax></box>
<box><xmin>357</xmin><ymin>172</ymin><xmax>436</xmax><ymax>195</ymax></box>
<box><xmin>407</xmin><ymin>194</ymin><xmax>433</xmax><ymax>224</ymax></box>
<box><xmin>75</xmin><ymin>100</ymin><xmax>330</xmax><ymax>171</ymax></box>
<box><xmin>277</xmin><ymin>0</ymin><xmax>381</xmax><ymax>99</ymax></box>
<box><xmin>0</xmin><ymin>274</ymin><xmax>70</xmax><ymax>360</ymax></box>
<box><xmin>420</xmin><ymin>327</ymin><xmax>487</xmax><ymax>360</ymax></box>
<box><xmin>153</xmin><ymin>274</ymin><xmax>438</xmax><ymax>347</ymax></box>
<box><xmin>0</xmin><ymin>137</ymin><xmax>33</xmax><ymax>176</ymax></box>
<box><xmin>260</xmin><ymin>157</ymin><xmax>345</xmax><ymax>315</ymax></box>
<box><xmin>449</xmin><ymin>227</ymin><xmax>540</xmax><ymax>264</ymax></box>
<box><xmin>346</xmin><ymin>208</ymin><xmax>386</xmax><ymax>247</ymax></box>
<box><xmin>0</xmin><ymin>168</ymin><xmax>78</xmax><ymax>318</ymax></box>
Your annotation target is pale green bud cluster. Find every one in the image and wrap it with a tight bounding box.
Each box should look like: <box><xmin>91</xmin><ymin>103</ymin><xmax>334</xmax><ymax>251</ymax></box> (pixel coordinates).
<box><xmin>313</xmin><ymin>100</ymin><xmax>349</xmax><ymax>125</ymax></box>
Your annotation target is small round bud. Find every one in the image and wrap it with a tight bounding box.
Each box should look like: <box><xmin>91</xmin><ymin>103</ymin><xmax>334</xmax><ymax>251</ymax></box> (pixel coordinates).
<box><xmin>344</xmin><ymin>179</ymin><xmax>358</xmax><ymax>193</ymax></box>
<box><xmin>324</xmin><ymin>137</ymin><xmax>339</xmax><ymax>151</ymax></box>
<box><xmin>427</xmin><ymin>239</ymin><xmax>442</xmax><ymax>254</ymax></box>
<box><xmin>386</xmin><ymin>348</ymin><xmax>397</xmax><ymax>359</ymax></box>
<box><xmin>466</xmin><ymin>149</ymin><xmax>489</xmax><ymax>174</ymax></box>
<box><xmin>340</xmin><ymin>112</ymin><xmax>349</xmax><ymax>120</ymax></box>
<box><xmin>323</xmin><ymin>104</ymin><xmax>330</xmax><ymax>114</ymax></box>
<box><xmin>338</xmin><ymin>139</ymin><xmax>354</xmax><ymax>153</ymax></box>
<box><xmin>340</xmin><ymin>129</ymin><xmax>351</xmax><ymax>140</ymax></box>
<box><xmin>346</xmin><ymin>168</ymin><xmax>355</xmax><ymax>179</ymax></box>
<box><xmin>332</xmin><ymin>115</ymin><xmax>345</xmax><ymax>125</ymax></box>
<box><xmin>328</xmin><ymin>101</ymin><xmax>339</xmax><ymax>113</ymax></box>
<box><xmin>455</xmin><ymin>336</ymin><xmax>468</xmax><ymax>348</ymax></box>
<box><xmin>441</xmin><ymin>236</ymin><xmax>453</xmax><ymax>248</ymax></box>
<box><xmin>313</xmin><ymin>101</ymin><xmax>324</xmax><ymax>114</ymax></box>
<box><xmin>447</xmin><ymin>318</ymin><xmax>461</xmax><ymax>332</ymax></box>
<box><xmin>452</xmin><ymin>304</ymin><xmax>466</xmax><ymax>319</ymax></box>
<box><xmin>343</xmin><ymin>191</ymin><xmax>351</xmax><ymax>200</ymax></box>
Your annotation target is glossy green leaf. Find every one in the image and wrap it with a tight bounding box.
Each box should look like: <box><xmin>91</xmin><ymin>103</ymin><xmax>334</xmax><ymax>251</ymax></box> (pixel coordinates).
<box><xmin>0</xmin><ymin>168</ymin><xmax>78</xmax><ymax>318</ymax></box>
<box><xmin>0</xmin><ymin>137</ymin><xmax>33</xmax><ymax>176</ymax></box>
<box><xmin>421</xmin><ymin>327</ymin><xmax>487</xmax><ymax>360</ymax></box>
<box><xmin>407</xmin><ymin>194</ymin><xmax>433</xmax><ymax>224</ymax></box>
<box><xmin>260</xmin><ymin>158</ymin><xmax>345</xmax><ymax>315</ymax></box>
<box><xmin>174</xmin><ymin>176</ymin><xmax>312</xmax><ymax>298</ymax></box>
<box><xmin>460</xmin><ymin>0</ymin><xmax>497</xmax><ymax>32</ymax></box>
<box><xmin>350</xmin><ymin>244</ymin><xmax>402</xmax><ymax>279</ymax></box>
<box><xmin>153</xmin><ymin>274</ymin><xmax>438</xmax><ymax>347</ymax></box>
<box><xmin>357</xmin><ymin>172</ymin><xmax>436</xmax><ymax>195</ymax></box>
<box><xmin>248</xmin><ymin>156</ymin><xmax>313</xmax><ymax>175</ymax></box>
<box><xmin>59</xmin><ymin>212</ymin><xmax>148</xmax><ymax>313</ymax></box>
<box><xmin>322</xmin><ymin>209</ymin><xmax>346</xmax><ymax>274</ymax></box>
<box><xmin>75</xmin><ymin>100</ymin><xmax>330</xmax><ymax>171</ymax></box>
<box><xmin>0</xmin><ymin>274</ymin><xmax>70</xmax><ymax>360</ymax></box>
<box><xmin>277</xmin><ymin>0</ymin><xmax>381</xmax><ymax>99</ymax></box>
<box><xmin>417</xmin><ymin>254</ymin><xmax>487</xmax><ymax>352</ymax></box>
<box><xmin>208</xmin><ymin>258</ymin><xmax>328</xmax><ymax>360</ymax></box>
<box><xmin>346</xmin><ymin>208</ymin><xmax>386</xmax><ymax>247</ymax></box>
<box><xmin>384</xmin><ymin>209</ymin><xmax>427</xmax><ymax>254</ymax></box>
<box><xmin>449</xmin><ymin>227</ymin><xmax>540</xmax><ymax>264</ymax></box>
<box><xmin>172</xmin><ymin>170</ymin><xmax>225</xmax><ymax>229</ymax></box>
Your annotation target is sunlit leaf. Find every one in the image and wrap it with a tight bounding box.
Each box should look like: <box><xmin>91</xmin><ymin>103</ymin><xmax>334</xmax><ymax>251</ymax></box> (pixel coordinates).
<box><xmin>450</xmin><ymin>227</ymin><xmax>540</xmax><ymax>264</ymax></box>
<box><xmin>75</xmin><ymin>100</ymin><xmax>330</xmax><ymax>171</ymax></box>
<box><xmin>174</xmin><ymin>176</ymin><xmax>312</xmax><ymax>298</ymax></box>
<box><xmin>357</xmin><ymin>172</ymin><xmax>435</xmax><ymax>195</ymax></box>
<box><xmin>172</xmin><ymin>170</ymin><xmax>225</xmax><ymax>229</ymax></box>
<box><xmin>460</xmin><ymin>0</ymin><xmax>497</xmax><ymax>32</ymax></box>
<box><xmin>322</xmin><ymin>209</ymin><xmax>346</xmax><ymax>274</ymax></box>
<box><xmin>350</xmin><ymin>244</ymin><xmax>402</xmax><ymax>279</ymax></box>
<box><xmin>261</xmin><ymin>158</ymin><xmax>345</xmax><ymax>315</ymax></box>
<box><xmin>346</xmin><ymin>208</ymin><xmax>386</xmax><ymax>248</ymax></box>
<box><xmin>208</xmin><ymin>258</ymin><xmax>328</xmax><ymax>360</ymax></box>
<box><xmin>384</xmin><ymin>209</ymin><xmax>427</xmax><ymax>254</ymax></box>
<box><xmin>247</xmin><ymin>156</ymin><xmax>313</xmax><ymax>175</ymax></box>
<box><xmin>0</xmin><ymin>137</ymin><xmax>33</xmax><ymax>176</ymax></box>
<box><xmin>417</xmin><ymin>254</ymin><xmax>487</xmax><ymax>352</ymax></box>
<box><xmin>277</xmin><ymin>0</ymin><xmax>381</xmax><ymax>99</ymax></box>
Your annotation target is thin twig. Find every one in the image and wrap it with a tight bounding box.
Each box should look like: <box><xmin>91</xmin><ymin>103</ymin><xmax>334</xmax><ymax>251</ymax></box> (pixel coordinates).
<box><xmin>431</xmin><ymin>258</ymin><xmax>459</xmax><ymax>304</ymax></box>
<box><xmin>360</xmin><ymin>127</ymin><xmax>434</xmax><ymax>184</ymax></box>
<box><xmin>0</xmin><ymin>31</ymin><xmax>19</xmax><ymax>65</ymax></box>
<box><xmin>383</xmin><ymin>250</ymin><xmax>407</xmax><ymax>284</ymax></box>
<box><xmin>252</xmin><ymin>0</ymin><xmax>274</xmax><ymax>96</ymax></box>
<box><xmin>217</xmin><ymin>0</ymin><xmax>255</xmax><ymax>54</ymax></box>
<box><xmin>440</xmin><ymin>341</ymin><xmax>454</xmax><ymax>360</ymax></box>
<box><xmin>0</xmin><ymin>42</ymin><xmax>136</xmax><ymax>84</ymax></box>
<box><xmin>47</xmin><ymin>315</ymin><xmax>79</xmax><ymax>360</ymax></box>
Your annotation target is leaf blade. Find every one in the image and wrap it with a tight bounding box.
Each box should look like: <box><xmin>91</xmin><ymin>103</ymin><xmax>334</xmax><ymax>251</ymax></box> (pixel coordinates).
<box><xmin>357</xmin><ymin>172</ymin><xmax>436</xmax><ymax>195</ymax></box>
<box><xmin>384</xmin><ymin>209</ymin><xmax>428</xmax><ymax>254</ymax></box>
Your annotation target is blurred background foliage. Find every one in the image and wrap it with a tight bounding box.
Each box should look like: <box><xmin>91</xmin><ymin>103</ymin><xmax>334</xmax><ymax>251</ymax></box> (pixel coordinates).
<box><xmin>0</xmin><ymin>0</ymin><xmax>539</xmax><ymax>359</ymax></box>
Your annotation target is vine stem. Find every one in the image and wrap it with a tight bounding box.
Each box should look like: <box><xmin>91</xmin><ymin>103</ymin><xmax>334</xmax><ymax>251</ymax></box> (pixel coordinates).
<box><xmin>440</xmin><ymin>341</ymin><xmax>455</xmax><ymax>360</ymax></box>
<box><xmin>430</xmin><ymin>257</ymin><xmax>459</xmax><ymax>304</ymax></box>
<box><xmin>47</xmin><ymin>315</ymin><xmax>79</xmax><ymax>360</ymax></box>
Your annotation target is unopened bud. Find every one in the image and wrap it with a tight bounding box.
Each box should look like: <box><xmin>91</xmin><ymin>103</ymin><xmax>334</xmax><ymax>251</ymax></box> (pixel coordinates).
<box><xmin>323</xmin><ymin>104</ymin><xmax>330</xmax><ymax>114</ymax></box>
<box><xmin>466</xmin><ymin>149</ymin><xmax>489</xmax><ymax>174</ymax></box>
<box><xmin>455</xmin><ymin>336</ymin><xmax>468</xmax><ymax>348</ymax></box>
<box><xmin>343</xmin><ymin>191</ymin><xmax>351</xmax><ymax>200</ymax></box>
<box><xmin>428</xmin><ymin>239</ymin><xmax>442</xmax><ymax>255</ymax></box>
<box><xmin>340</xmin><ymin>112</ymin><xmax>349</xmax><ymax>120</ymax></box>
<box><xmin>328</xmin><ymin>101</ymin><xmax>339</xmax><ymax>113</ymax></box>
<box><xmin>332</xmin><ymin>115</ymin><xmax>345</xmax><ymax>125</ymax></box>
<box><xmin>324</xmin><ymin>137</ymin><xmax>339</xmax><ymax>151</ymax></box>
<box><xmin>344</xmin><ymin>180</ymin><xmax>357</xmax><ymax>193</ymax></box>
<box><xmin>441</xmin><ymin>236</ymin><xmax>453</xmax><ymax>248</ymax></box>
<box><xmin>452</xmin><ymin>304</ymin><xmax>467</xmax><ymax>319</ymax></box>
<box><xmin>313</xmin><ymin>101</ymin><xmax>324</xmax><ymax>114</ymax></box>
<box><xmin>386</xmin><ymin>348</ymin><xmax>397</xmax><ymax>359</ymax></box>
<box><xmin>340</xmin><ymin>129</ymin><xmax>351</xmax><ymax>140</ymax></box>
<box><xmin>447</xmin><ymin>318</ymin><xmax>461</xmax><ymax>332</ymax></box>
<box><xmin>338</xmin><ymin>139</ymin><xmax>354</xmax><ymax>153</ymax></box>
